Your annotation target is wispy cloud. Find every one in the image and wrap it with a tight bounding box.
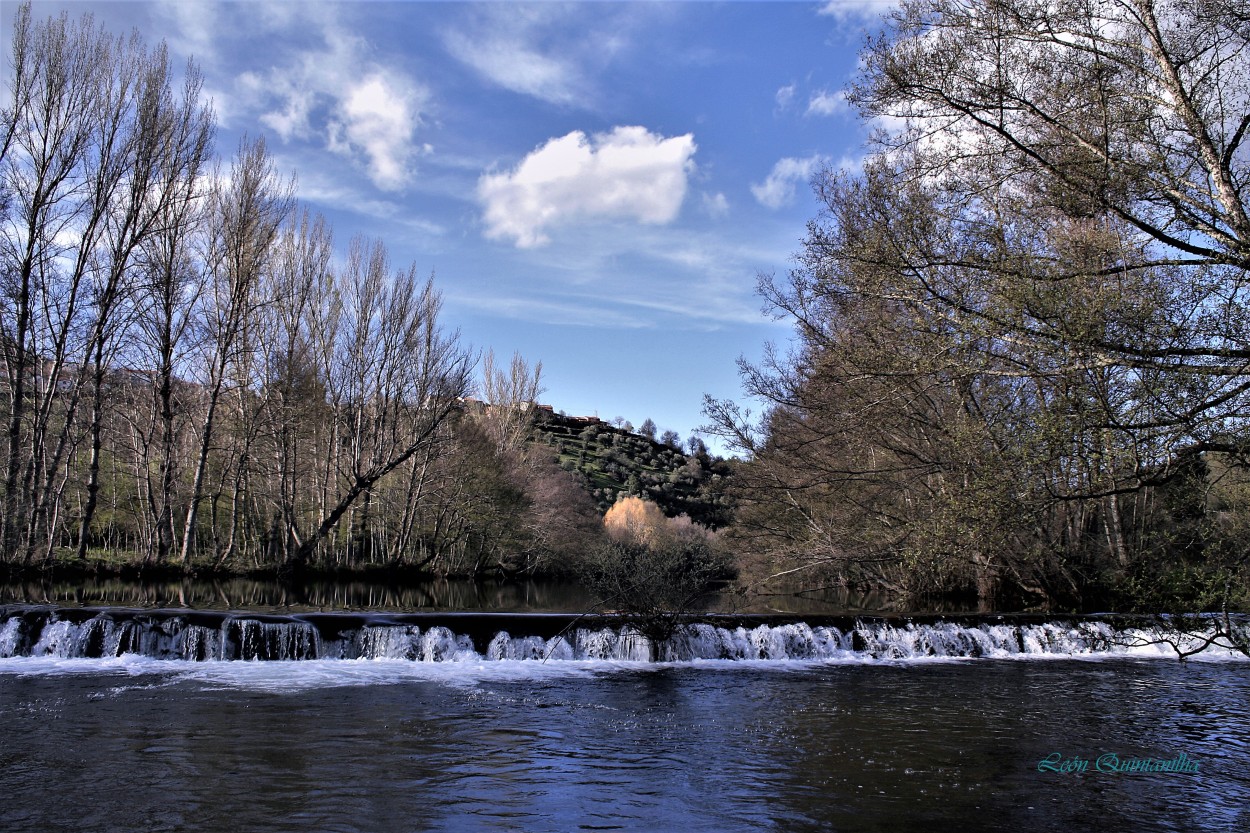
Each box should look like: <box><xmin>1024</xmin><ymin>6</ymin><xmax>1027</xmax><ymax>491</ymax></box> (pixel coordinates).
<box><xmin>453</xmin><ymin>294</ymin><xmax>657</xmax><ymax>330</ymax></box>
<box><xmin>444</xmin><ymin>31</ymin><xmax>586</xmax><ymax>107</ymax></box>
<box><xmin>775</xmin><ymin>83</ymin><xmax>797</xmax><ymax>111</ymax></box>
<box><xmin>751</xmin><ymin>155</ymin><xmax>826</xmax><ymax>209</ymax></box>
<box><xmin>478</xmin><ymin>126</ymin><xmax>697</xmax><ymax>248</ymax></box>
<box><xmin>817</xmin><ymin>0</ymin><xmax>901</xmax><ymax>22</ymax></box>
<box><xmin>701</xmin><ymin>191</ymin><xmax>730</xmax><ymax>218</ymax></box>
<box><xmin>227</xmin><ymin>11</ymin><xmax>429</xmax><ymax>191</ymax></box>
<box><xmin>441</xmin><ymin>5</ymin><xmax>610</xmax><ymax>107</ymax></box>
<box><xmin>153</xmin><ymin>0</ymin><xmax>219</xmax><ymax>62</ymax></box>
<box><xmin>291</xmin><ymin>166</ymin><xmax>447</xmax><ymax>240</ymax></box>
<box><xmin>638</xmin><ymin>240</ymin><xmax>785</xmax><ymax>326</ymax></box>
<box><xmin>485</xmin><ymin>221</ymin><xmax>789</xmax><ymax>329</ymax></box>
<box><xmin>807</xmin><ymin>89</ymin><xmax>848</xmax><ymax>117</ymax></box>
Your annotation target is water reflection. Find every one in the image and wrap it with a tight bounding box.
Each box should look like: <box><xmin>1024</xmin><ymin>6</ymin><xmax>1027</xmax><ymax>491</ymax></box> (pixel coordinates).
<box><xmin>0</xmin><ymin>576</ymin><xmax>597</xmax><ymax>613</ymax></box>
<box><xmin>0</xmin><ymin>576</ymin><xmax>890</xmax><ymax>615</ymax></box>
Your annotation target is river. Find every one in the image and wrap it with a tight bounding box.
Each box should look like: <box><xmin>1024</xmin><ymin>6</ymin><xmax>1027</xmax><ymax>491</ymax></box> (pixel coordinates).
<box><xmin>1</xmin><ymin>605</ymin><xmax>1247</xmax><ymax>832</ymax></box>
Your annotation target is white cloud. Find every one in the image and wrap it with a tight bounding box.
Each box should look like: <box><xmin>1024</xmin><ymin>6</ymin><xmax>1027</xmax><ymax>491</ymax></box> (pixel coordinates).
<box><xmin>751</xmin><ymin>156</ymin><xmax>826</xmax><ymax>209</ymax></box>
<box><xmin>775</xmin><ymin>83</ymin><xmax>797</xmax><ymax>111</ymax></box>
<box><xmin>817</xmin><ymin>0</ymin><xmax>901</xmax><ymax>22</ymax></box>
<box><xmin>807</xmin><ymin>89</ymin><xmax>848</xmax><ymax>117</ymax></box>
<box><xmin>252</xmin><ymin>75</ymin><xmax>314</xmax><ymax>140</ymax></box>
<box><xmin>444</xmin><ymin>29</ymin><xmax>586</xmax><ymax>107</ymax></box>
<box><xmin>442</xmin><ymin>5</ymin><xmax>599</xmax><ymax>107</ymax></box>
<box><xmin>477</xmin><ymin>127</ymin><xmax>697</xmax><ymax>248</ymax></box>
<box><xmin>233</xmin><ymin>15</ymin><xmax>429</xmax><ymax>191</ymax></box>
<box><xmin>154</xmin><ymin>0</ymin><xmax>219</xmax><ymax>62</ymax></box>
<box><xmin>701</xmin><ymin>191</ymin><xmax>730</xmax><ymax>218</ymax></box>
<box><xmin>327</xmin><ymin>74</ymin><xmax>427</xmax><ymax>190</ymax></box>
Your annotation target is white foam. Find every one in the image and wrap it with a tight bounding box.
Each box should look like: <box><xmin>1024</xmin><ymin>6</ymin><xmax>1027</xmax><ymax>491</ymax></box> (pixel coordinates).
<box><xmin>1</xmin><ymin>611</ymin><xmax>1246</xmax><ymax>673</ymax></box>
<box><xmin>0</xmin><ymin>617</ymin><xmax>22</xmax><ymax>657</ymax></box>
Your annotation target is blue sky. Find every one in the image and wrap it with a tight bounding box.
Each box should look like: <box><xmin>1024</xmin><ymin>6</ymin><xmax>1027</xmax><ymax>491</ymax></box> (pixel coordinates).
<box><xmin>5</xmin><ymin>1</ymin><xmax>897</xmax><ymax>453</ymax></box>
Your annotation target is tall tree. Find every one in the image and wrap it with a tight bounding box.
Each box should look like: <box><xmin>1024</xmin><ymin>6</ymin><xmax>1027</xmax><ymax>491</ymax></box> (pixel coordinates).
<box><xmin>1</xmin><ymin>5</ymin><xmax>105</xmax><ymax>561</ymax></box>
<box><xmin>75</xmin><ymin>46</ymin><xmax>214</xmax><ymax>563</ymax></box>
<box><xmin>125</xmin><ymin>76</ymin><xmax>214</xmax><ymax>564</ymax></box>
<box><xmin>180</xmin><ymin>136</ymin><xmax>293</xmax><ymax>565</ymax></box>
<box><xmin>1</xmin><ymin>4</ymin><xmax>213</xmax><ymax>563</ymax></box>
<box><xmin>253</xmin><ymin>209</ymin><xmax>332</xmax><ymax>565</ymax></box>
<box><xmin>287</xmin><ymin>238</ymin><xmax>472</xmax><ymax>568</ymax></box>
<box><xmin>709</xmin><ymin>0</ymin><xmax>1250</xmax><ymax>608</ymax></box>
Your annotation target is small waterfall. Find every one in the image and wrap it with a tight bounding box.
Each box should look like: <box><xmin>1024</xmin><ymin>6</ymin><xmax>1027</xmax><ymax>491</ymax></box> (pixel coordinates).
<box><xmin>0</xmin><ymin>606</ymin><xmax>1243</xmax><ymax>663</ymax></box>
<box><xmin>0</xmin><ymin>617</ymin><xmax>22</xmax><ymax>656</ymax></box>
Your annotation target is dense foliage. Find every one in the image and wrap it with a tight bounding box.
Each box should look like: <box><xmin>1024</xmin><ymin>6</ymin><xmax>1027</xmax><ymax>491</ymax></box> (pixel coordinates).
<box><xmin>529</xmin><ymin>413</ymin><xmax>733</xmax><ymax>527</ymax></box>
<box><xmin>577</xmin><ymin>495</ymin><xmax>730</xmax><ymax>642</ymax></box>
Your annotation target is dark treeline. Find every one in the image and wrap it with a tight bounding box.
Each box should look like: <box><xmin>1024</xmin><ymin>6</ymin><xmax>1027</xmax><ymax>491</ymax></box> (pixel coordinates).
<box><xmin>0</xmin><ymin>5</ymin><xmax>623</xmax><ymax>577</ymax></box>
<box><xmin>707</xmin><ymin>0</ymin><xmax>1250</xmax><ymax>613</ymax></box>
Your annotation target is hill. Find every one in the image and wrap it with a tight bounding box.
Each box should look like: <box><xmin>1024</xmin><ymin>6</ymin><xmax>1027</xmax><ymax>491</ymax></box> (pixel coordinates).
<box><xmin>525</xmin><ymin>411</ymin><xmax>733</xmax><ymax>528</ymax></box>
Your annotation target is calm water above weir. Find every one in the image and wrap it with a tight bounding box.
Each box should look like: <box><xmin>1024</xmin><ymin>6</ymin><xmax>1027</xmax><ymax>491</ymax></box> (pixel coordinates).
<box><xmin>0</xmin><ymin>575</ymin><xmax>892</xmax><ymax>615</ymax></box>
<box><xmin>1</xmin><ymin>608</ymin><xmax>1248</xmax><ymax>833</ymax></box>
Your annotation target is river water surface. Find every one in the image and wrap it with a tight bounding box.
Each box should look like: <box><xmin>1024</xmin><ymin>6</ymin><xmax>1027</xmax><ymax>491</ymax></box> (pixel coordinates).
<box><xmin>1</xmin><ymin>616</ymin><xmax>1247</xmax><ymax>833</ymax></box>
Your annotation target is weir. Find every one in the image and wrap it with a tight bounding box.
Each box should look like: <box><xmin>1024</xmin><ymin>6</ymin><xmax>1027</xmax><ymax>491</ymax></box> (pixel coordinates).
<box><xmin>2</xmin><ymin>605</ymin><xmax>1245</xmax><ymax>662</ymax></box>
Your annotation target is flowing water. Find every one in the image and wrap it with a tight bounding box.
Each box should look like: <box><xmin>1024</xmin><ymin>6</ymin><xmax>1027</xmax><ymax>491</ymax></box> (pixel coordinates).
<box><xmin>1</xmin><ymin>606</ymin><xmax>1247</xmax><ymax>832</ymax></box>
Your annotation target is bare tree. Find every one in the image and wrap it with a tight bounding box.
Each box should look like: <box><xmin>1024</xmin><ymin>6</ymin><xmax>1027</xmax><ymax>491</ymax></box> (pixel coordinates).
<box><xmin>75</xmin><ymin>46</ymin><xmax>214</xmax><ymax>563</ymax></box>
<box><xmin>708</xmin><ymin>0</ymin><xmax>1250</xmax><ymax>609</ymax></box>
<box><xmin>1</xmin><ymin>5</ymin><xmax>214</xmax><ymax>563</ymax></box>
<box><xmin>125</xmin><ymin>84</ymin><xmax>213</xmax><ymax>564</ymax></box>
<box><xmin>253</xmin><ymin>208</ymin><xmax>333</xmax><ymax>564</ymax></box>
<box><xmin>479</xmin><ymin>348</ymin><xmax>544</xmax><ymax>453</ymax></box>
<box><xmin>180</xmin><ymin>136</ymin><xmax>293</xmax><ymax>566</ymax></box>
<box><xmin>287</xmin><ymin>238</ymin><xmax>472</xmax><ymax>568</ymax></box>
<box><xmin>1</xmin><ymin>5</ymin><xmax>104</xmax><ymax>561</ymax></box>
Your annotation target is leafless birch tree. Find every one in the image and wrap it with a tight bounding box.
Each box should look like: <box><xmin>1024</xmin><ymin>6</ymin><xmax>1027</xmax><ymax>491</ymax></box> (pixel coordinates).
<box><xmin>287</xmin><ymin>237</ymin><xmax>472</xmax><ymax>568</ymax></box>
<box><xmin>179</xmin><ymin>136</ymin><xmax>292</xmax><ymax>565</ymax></box>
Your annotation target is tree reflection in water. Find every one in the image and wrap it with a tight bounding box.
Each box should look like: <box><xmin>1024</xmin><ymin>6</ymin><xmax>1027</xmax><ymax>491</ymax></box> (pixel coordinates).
<box><xmin>0</xmin><ymin>577</ymin><xmax>889</xmax><ymax>615</ymax></box>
